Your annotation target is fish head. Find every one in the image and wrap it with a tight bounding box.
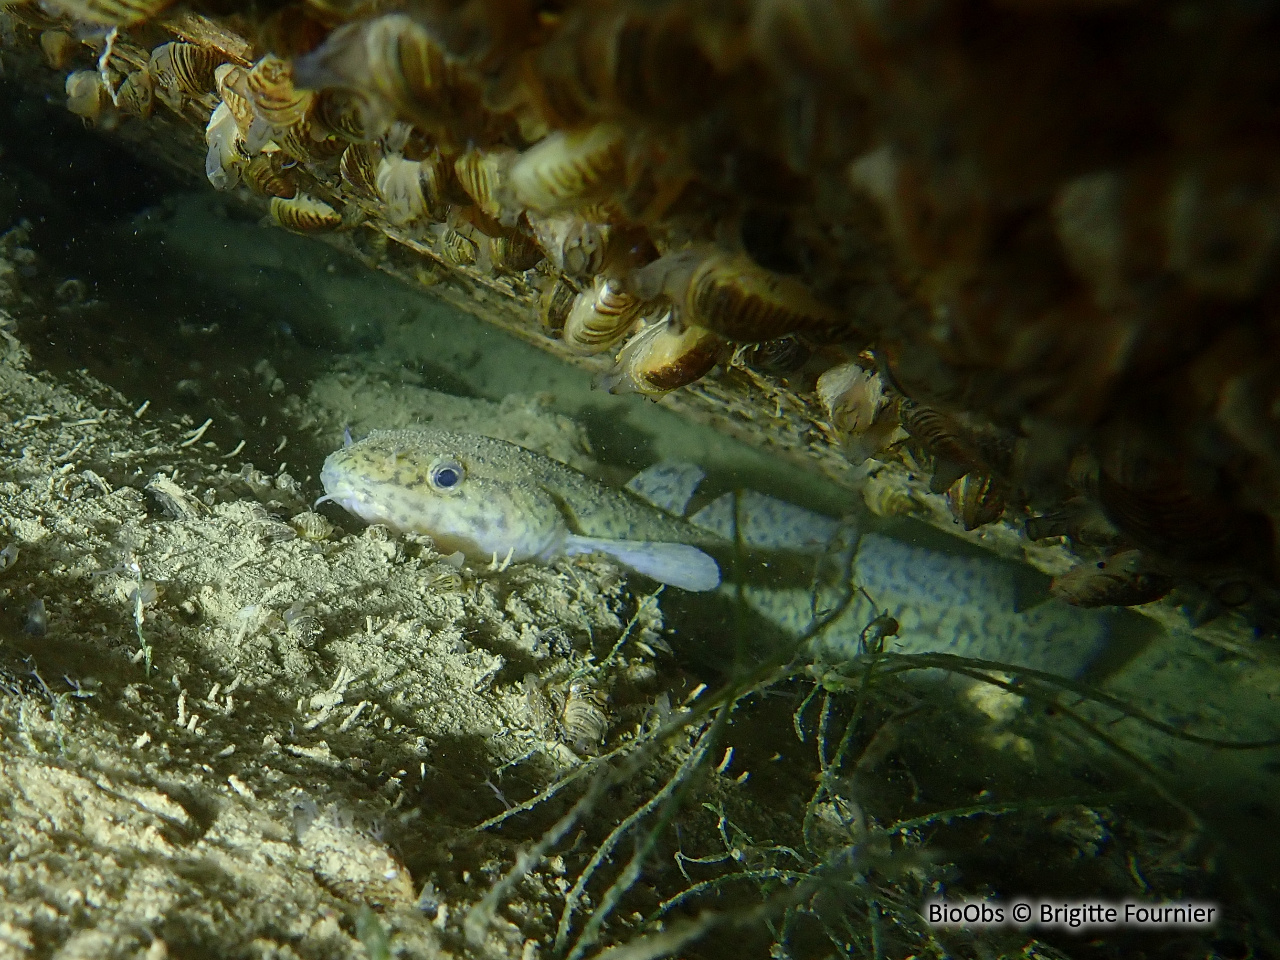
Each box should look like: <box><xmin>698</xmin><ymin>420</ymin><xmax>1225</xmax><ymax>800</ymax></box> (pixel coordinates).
<box><xmin>320</xmin><ymin>430</ymin><xmax>565</xmax><ymax>560</ymax></box>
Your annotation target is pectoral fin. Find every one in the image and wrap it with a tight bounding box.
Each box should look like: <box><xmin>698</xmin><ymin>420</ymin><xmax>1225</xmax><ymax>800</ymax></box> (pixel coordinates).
<box><xmin>563</xmin><ymin>535</ymin><xmax>721</xmax><ymax>591</ymax></box>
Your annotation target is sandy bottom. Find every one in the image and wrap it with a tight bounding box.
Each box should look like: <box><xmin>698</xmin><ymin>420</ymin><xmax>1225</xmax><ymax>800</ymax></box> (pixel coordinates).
<box><xmin>0</xmin><ymin>102</ymin><xmax>1277</xmax><ymax>960</ymax></box>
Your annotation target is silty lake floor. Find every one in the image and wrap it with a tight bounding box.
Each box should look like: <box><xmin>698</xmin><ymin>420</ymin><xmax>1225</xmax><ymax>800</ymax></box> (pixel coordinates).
<box><xmin>0</xmin><ymin>91</ymin><xmax>1278</xmax><ymax>958</ymax></box>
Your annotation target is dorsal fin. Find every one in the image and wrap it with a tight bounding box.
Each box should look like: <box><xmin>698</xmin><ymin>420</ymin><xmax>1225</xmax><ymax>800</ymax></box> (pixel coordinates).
<box><xmin>625</xmin><ymin>461</ymin><xmax>706</xmax><ymax>516</ymax></box>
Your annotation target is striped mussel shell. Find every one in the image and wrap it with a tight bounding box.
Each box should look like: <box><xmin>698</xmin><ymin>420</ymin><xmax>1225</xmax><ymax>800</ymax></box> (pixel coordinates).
<box><xmin>215</xmin><ymin>64</ymin><xmax>256</xmax><ymax>134</ymax></box>
<box><xmin>244</xmin><ymin>152</ymin><xmax>298</xmax><ymax>199</ymax></box>
<box><xmin>685</xmin><ymin>250</ymin><xmax>844</xmax><ymax>343</ymax></box>
<box><xmin>439</xmin><ymin>228</ymin><xmax>479</xmax><ymax>266</ymax></box>
<box><xmin>631</xmin><ymin>246</ymin><xmax>845</xmax><ymax>344</ymax></box>
<box><xmin>945</xmin><ymin>473</ymin><xmax>1007</xmax><ymax>531</ymax></box>
<box><xmin>509</xmin><ymin>122</ymin><xmax>627</xmax><ymax>214</ymax></box>
<box><xmin>340</xmin><ymin>142</ymin><xmax>380</xmax><ymax>200</ymax></box>
<box><xmin>43</xmin><ymin>0</ymin><xmax>172</xmax><ymax>26</ymax></box>
<box><xmin>486</xmin><ymin>232</ymin><xmax>544</xmax><ymax>274</ymax></box>
<box><xmin>526</xmin><ymin>211</ymin><xmax>609</xmax><ymax>277</ymax></box>
<box><xmin>148</xmin><ymin>41</ymin><xmax>221</xmax><ymax>111</ymax></box>
<box><xmin>2</xmin><ymin>0</ymin><xmax>58</xmax><ymax>30</ymax></box>
<box><xmin>1097</xmin><ymin>468</ymin><xmax>1248</xmax><ymax>565</ymax></box>
<box><xmin>376</xmin><ymin>152</ymin><xmax>447</xmax><ymax>225</ymax></box>
<box><xmin>600</xmin><ymin>315</ymin><xmax>725</xmax><ymax>397</ymax></box>
<box><xmin>274</xmin><ymin>118</ymin><xmax>345</xmax><ymax>164</ymax></box>
<box><xmin>270</xmin><ymin>193</ymin><xmax>342</xmax><ymax>232</ymax></box>
<box><xmin>538</xmin><ymin>276</ymin><xmax>579</xmax><ymax>335</ymax></box>
<box><xmin>1050</xmin><ymin>550</ymin><xmax>1173</xmax><ymax>608</ymax></box>
<box><xmin>453</xmin><ymin>147</ymin><xmax>515</xmax><ymax>222</ymax></box>
<box><xmin>562</xmin><ymin>276</ymin><xmax>645</xmax><ymax>355</ymax></box>
<box><xmin>1095</xmin><ymin>434</ymin><xmax>1261</xmax><ymax>565</ymax></box>
<box><xmin>246</xmin><ymin>55</ymin><xmax>314</xmax><ymax>128</ymax></box>
<box><xmin>362</xmin><ymin>14</ymin><xmax>453</xmax><ymax>109</ymax></box>
<box><xmin>314</xmin><ymin>87</ymin><xmax>373</xmax><ymax>142</ymax></box>
<box><xmin>897</xmin><ymin>399</ymin><xmax>982</xmax><ymax>494</ymax></box>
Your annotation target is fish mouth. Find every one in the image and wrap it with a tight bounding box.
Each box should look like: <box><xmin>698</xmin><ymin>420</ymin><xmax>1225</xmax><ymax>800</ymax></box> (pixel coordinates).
<box><xmin>317</xmin><ymin>476</ymin><xmax>391</xmax><ymax>527</ymax></box>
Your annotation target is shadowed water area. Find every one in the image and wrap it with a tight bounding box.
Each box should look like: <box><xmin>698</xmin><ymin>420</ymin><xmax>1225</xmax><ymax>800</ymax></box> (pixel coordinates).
<box><xmin>0</xmin><ymin>70</ymin><xmax>1278</xmax><ymax>960</ymax></box>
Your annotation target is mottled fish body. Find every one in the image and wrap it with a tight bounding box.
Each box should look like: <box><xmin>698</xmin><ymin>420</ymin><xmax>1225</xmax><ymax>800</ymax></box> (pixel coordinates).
<box><xmin>320</xmin><ymin>429</ymin><xmax>1123</xmax><ymax>680</ymax></box>
<box><xmin>320</xmin><ymin>430</ymin><xmax>723</xmax><ymax>590</ymax></box>
<box><xmin>746</xmin><ymin>532</ymin><xmax>1120</xmax><ymax>679</ymax></box>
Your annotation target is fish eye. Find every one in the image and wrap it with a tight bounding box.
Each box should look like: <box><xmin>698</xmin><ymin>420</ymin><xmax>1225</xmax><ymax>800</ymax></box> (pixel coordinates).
<box><xmin>429</xmin><ymin>459</ymin><xmax>465</xmax><ymax>491</ymax></box>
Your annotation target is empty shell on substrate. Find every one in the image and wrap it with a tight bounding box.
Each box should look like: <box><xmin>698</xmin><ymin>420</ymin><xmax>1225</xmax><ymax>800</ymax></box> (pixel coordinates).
<box><xmin>526</xmin><ymin>211</ymin><xmax>609</xmax><ymax>277</ymax></box>
<box><xmin>39</xmin><ymin>30</ymin><xmax>79</xmax><ymax>70</ymax></box>
<box><xmin>244</xmin><ymin>152</ymin><xmax>297</xmax><ymax>199</ymax></box>
<box><xmin>438</xmin><ymin>228</ymin><xmax>479</xmax><ymax>267</ymax></box>
<box><xmin>508</xmin><ymin>123</ymin><xmax>628</xmax><ymax>214</ymax></box>
<box><xmin>486</xmin><ymin>233</ymin><xmax>544</xmax><ymax>274</ymax></box>
<box><xmin>245</xmin><ymin>54</ymin><xmax>314</xmax><ymax>129</ymax></box>
<box><xmin>815</xmin><ymin>361</ymin><xmax>900</xmax><ymax>464</ymax></box>
<box><xmin>115</xmin><ymin>69</ymin><xmax>154</xmax><ymax>119</ymax></box>
<box><xmin>737</xmin><ymin>336</ymin><xmax>811</xmax><ymax>376</ymax></box>
<box><xmin>42</xmin><ymin>0</ymin><xmax>172</xmax><ymax>26</ymax></box>
<box><xmin>376</xmin><ymin>154</ymin><xmax>447</xmax><ymax>226</ymax></box>
<box><xmin>946</xmin><ymin>473</ymin><xmax>1007</xmax><ymax>531</ymax></box>
<box><xmin>1050</xmin><ymin>550</ymin><xmax>1174</xmax><ymax>608</ymax></box>
<box><xmin>599</xmin><ymin>316</ymin><xmax>725</xmax><ymax>398</ymax></box>
<box><xmin>454</xmin><ymin>147</ymin><xmax>515</xmax><ymax>222</ymax></box>
<box><xmin>561</xmin><ymin>680</ymin><xmax>609</xmax><ymax>753</ymax></box>
<box><xmin>562</xmin><ymin>276</ymin><xmax>645</xmax><ymax>355</ymax></box>
<box><xmin>65</xmin><ymin>70</ymin><xmax>105</xmax><ymax>124</ymax></box>
<box><xmin>861</xmin><ymin>471</ymin><xmax>925</xmax><ymax>519</ymax></box>
<box><xmin>340</xmin><ymin>142</ymin><xmax>380</xmax><ymax>200</ymax></box>
<box><xmin>205</xmin><ymin>100</ymin><xmax>246</xmax><ymax>189</ymax></box>
<box><xmin>816</xmin><ymin>361</ymin><xmax>889</xmax><ymax>438</ymax></box>
<box><xmin>148</xmin><ymin>41</ymin><xmax>221</xmax><ymax>113</ymax></box>
<box><xmin>631</xmin><ymin>246</ymin><xmax>847</xmax><ymax>343</ymax></box>
<box><xmin>269</xmin><ymin>193</ymin><xmax>342</xmax><ymax>233</ymax></box>
<box><xmin>538</xmin><ymin>276</ymin><xmax>579</xmax><ymax>335</ymax></box>
<box><xmin>290</xmin><ymin>511</ymin><xmax>334</xmax><ymax>540</ymax></box>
